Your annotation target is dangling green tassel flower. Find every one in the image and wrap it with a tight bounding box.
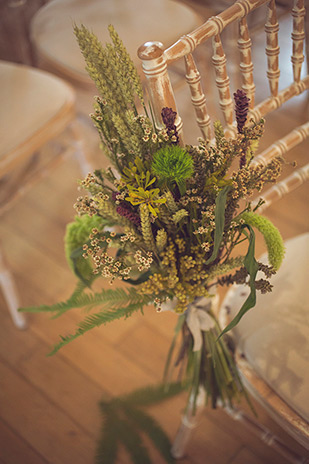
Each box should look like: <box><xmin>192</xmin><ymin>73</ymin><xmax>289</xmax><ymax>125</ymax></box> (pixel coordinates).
<box><xmin>240</xmin><ymin>211</ymin><xmax>285</xmax><ymax>270</ymax></box>
<box><xmin>151</xmin><ymin>146</ymin><xmax>194</xmax><ymax>195</ymax></box>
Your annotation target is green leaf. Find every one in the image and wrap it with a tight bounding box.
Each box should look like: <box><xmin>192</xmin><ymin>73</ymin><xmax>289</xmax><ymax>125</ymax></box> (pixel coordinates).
<box><xmin>219</xmin><ymin>225</ymin><xmax>259</xmax><ymax>337</ymax></box>
<box><xmin>123</xmin><ymin>406</ymin><xmax>174</xmax><ymax>463</ymax></box>
<box><xmin>163</xmin><ymin>314</ymin><xmax>185</xmax><ymax>383</ymax></box>
<box><xmin>20</xmin><ymin>286</ymin><xmax>149</xmax><ymax>316</ymax></box>
<box><xmin>18</xmin><ymin>280</ymin><xmax>87</xmax><ymax>316</ymax></box>
<box><xmin>96</xmin><ymin>409</ymin><xmax>118</xmax><ymax>464</ymax></box>
<box><xmin>125</xmin><ymin>270</ymin><xmax>152</xmax><ymax>285</ymax></box>
<box><xmin>97</xmin><ymin>382</ymin><xmax>184</xmax><ymax>464</ymax></box>
<box><xmin>47</xmin><ymin>301</ymin><xmax>146</xmax><ymax>356</ymax></box>
<box><xmin>206</xmin><ymin>185</ymin><xmax>231</xmax><ymax>265</ymax></box>
<box><xmin>119</xmin><ymin>382</ymin><xmax>184</xmax><ymax>407</ymax></box>
<box><xmin>115</xmin><ymin>417</ymin><xmax>152</xmax><ymax>464</ymax></box>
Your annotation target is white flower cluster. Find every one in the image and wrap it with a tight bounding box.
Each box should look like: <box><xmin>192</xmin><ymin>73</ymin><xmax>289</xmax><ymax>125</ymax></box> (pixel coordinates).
<box><xmin>134</xmin><ymin>250</ymin><xmax>153</xmax><ymax>272</ymax></box>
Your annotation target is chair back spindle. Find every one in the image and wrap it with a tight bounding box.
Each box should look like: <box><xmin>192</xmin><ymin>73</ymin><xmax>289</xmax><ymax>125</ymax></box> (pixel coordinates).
<box><xmin>291</xmin><ymin>0</ymin><xmax>305</xmax><ymax>83</ymax></box>
<box><xmin>265</xmin><ymin>0</ymin><xmax>280</xmax><ymax>97</ymax></box>
<box><xmin>238</xmin><ymin>16</ymin><xmax>256</xmax><ymax>107</ymax></box>
<box><xmin>212</xmin><ymin>33</ymin><xmax>235</xmax><ymax>135</ymax></box>
<box><xmin>138</xmin><ymin>0</ymin><xmax>308</xmax><ymax>200</ymax></box>
<box><xmin>184</xmin><ymin>52</ymin><xmax>212</xmax><ymax>141</ymax></box>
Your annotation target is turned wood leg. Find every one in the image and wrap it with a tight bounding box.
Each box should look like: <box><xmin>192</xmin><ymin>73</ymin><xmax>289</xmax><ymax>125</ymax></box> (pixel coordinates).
<box><xmin>69</xmin><ymin>119</ymin><xmax>93</xmax><ymax>178</ymax></box>
<box><xmin>0</xmin><ymin>248</ymin><xmax>27</xmax><ymax>330</ymax></box>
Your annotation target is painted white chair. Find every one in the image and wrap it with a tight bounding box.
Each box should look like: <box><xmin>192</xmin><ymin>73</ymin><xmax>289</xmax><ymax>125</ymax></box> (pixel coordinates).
<box><xmin>137</xmin><ymin>0</ymin><xmax>309</xmax><ymax>460</ymax></box>
<box><xmin>29</xmin><ymin>0</ymin><xmax>203</xmax><ymax>115</ymax></box>
<box><xmin>0</xmin><ymin>60</ymin><xmax>92</xmax><ymax>329</ymax></box>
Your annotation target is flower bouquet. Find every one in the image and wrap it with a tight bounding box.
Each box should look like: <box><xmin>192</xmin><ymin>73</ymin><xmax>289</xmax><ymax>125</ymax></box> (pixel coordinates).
<box><xmin>21</xmin><ymin>25</ymin><xmax>285</xmax><ymax>413</ymax></box>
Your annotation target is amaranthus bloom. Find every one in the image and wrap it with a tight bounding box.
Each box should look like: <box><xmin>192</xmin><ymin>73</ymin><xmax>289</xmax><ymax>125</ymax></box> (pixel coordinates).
<box><xmin>234</xmin><ymin>89</ymin><xmax>250</xmax><ymax>133</ymax></box>
<box><xmin>161</xmin><ymin>107</ymin><xmax>179</xmax><ymax>144</ymax></box>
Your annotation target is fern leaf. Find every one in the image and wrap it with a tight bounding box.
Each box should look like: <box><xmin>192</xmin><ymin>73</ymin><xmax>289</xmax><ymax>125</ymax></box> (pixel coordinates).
<box><xmin>20</xmin><ymin>286</ymin><xmax>150</xmax><ymax>316</ymax></box>
<box><xmin>96</xmin><ymin>410</ymin><xmax>118</xmax><ymax>464</ymax></box>
<box><xmin>124</xmin><ymin>406</ymin><xmax>174</xmax><ymax>463</ymax></box>
<box><xmin>48</xmin><ymin>302</ymin><xmax>145</xmax><ymax>356</ymax></box>
<box><xmin>18</xmin><ymin>281</ymin><xmax>87</xmax><ymax>315</ymax></box>
<box><xmin>117</xmin><ymin>417</ymin><xmax>152</xmax><ymax>464</ymax></box>
<box><xmin>119</xmin><ymin>382</ymin><xmax>184</xmax><ymax>407</ymax></box>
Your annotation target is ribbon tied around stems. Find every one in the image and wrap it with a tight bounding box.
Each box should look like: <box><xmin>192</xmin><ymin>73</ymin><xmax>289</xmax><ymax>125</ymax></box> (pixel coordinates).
<box><xmin>186</xmin><ymin>297</ymin><xmax>217</xmax><ymax>352</ymax></box>
<box><xmin>160</xmin><ymin>294</ymin><xmax>219</xmax><ymax>352</ymax></box>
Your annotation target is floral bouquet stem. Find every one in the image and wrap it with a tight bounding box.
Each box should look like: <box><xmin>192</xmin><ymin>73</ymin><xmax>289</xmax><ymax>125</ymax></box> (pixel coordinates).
<box><xmin>163</xmin><ymin>296</ymin><xmax>252</xmax><ymax>415</ymax></box>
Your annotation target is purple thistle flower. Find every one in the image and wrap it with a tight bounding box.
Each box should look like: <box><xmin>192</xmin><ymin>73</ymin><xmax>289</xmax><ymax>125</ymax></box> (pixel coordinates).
<box><xmin>161</xmin><ymin>107</ymin><xmax>179</xmax><ymax>145</ymax></box>
<box><xmin>234</xmin><ymin>90</ymin><xmax>250</xmax><ymax>133</ymax></box>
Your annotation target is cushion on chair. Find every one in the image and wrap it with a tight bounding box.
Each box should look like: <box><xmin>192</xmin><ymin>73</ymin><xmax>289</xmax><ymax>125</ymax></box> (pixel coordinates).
<box><xmin>222</xmin><ymin>233</ymin><xmax>309</xmax><ymax>423</ymax></box>
<box><xmin>0</xmin><ymin>61</ymin><xmax>75</xmax><ymax>173</ymax></box>
<box><xmin>30</xmin><ymin>0</ymin><xmax>202</xmax><ymax>83</ymax></box>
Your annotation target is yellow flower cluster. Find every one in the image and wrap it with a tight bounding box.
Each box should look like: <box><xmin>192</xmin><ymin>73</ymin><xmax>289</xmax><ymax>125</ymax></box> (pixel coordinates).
<box><xmin>138</xmin><ymin>239</ymin><xmax>211</xmax><ymax>313</ymax></box>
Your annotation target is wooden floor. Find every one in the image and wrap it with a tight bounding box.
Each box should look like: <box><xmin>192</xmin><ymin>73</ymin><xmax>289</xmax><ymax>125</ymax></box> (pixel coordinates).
<box><xmin>1</xmin><ymin>2</ymin><xmax>309</xmax><ymax>464</ymax></box>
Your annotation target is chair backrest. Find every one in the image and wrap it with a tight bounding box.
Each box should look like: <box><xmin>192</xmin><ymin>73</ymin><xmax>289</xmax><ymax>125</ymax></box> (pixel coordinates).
<box><xmin>138</xmin><ymin>0</ymin><xmax>308</xmax><ymax>203</ymax></box>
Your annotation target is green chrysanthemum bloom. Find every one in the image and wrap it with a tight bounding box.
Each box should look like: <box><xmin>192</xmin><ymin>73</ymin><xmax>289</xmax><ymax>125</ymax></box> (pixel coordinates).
<box><xmin>241</xmin><ymin>211</ymin><xmax>285</xmax><ymax>270</ymax></box>
<box><xmin>65</xmin><ymin>214</ymin><xmax>104</xmax><ymax>282</ymax></box>
<box><xmin>151</xmin><ymin>145</ymin><xmax>194</xmax><ymax>195</ymax></box>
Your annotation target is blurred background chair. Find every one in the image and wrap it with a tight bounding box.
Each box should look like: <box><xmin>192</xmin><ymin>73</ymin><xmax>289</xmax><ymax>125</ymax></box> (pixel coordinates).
<box><xmin>0</xmin><ymin>60</ymin><xmax>93</xmax><ymax>329</ymax></box>
<box><xmin>29</xmin><ymin>0</ymin><xmax>203</xmax><ymax>117</ymax></box>
<box><xmin>137</xmin><ymin>0</ymin><xmax>309</xmax><ymax>460</ymax></box>
<box><xmin>220</xmin><ymin>220</ymin><xmax>309</xmax><ymax>462</ymax></box>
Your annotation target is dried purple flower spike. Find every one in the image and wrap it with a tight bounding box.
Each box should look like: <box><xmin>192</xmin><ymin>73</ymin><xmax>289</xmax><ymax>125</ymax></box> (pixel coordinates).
<box><xmin>161</xmin><ymin>107</ymin><xmax>179</xmax><ymax>145</ymax></box>
<box><xmin>234</xmin><ymin>89</ymin><xmax>250</xmax><ymax>133</ymax></box>
<box><xmin>116</xmin><ymin>205</ymin><xmax>141</xmax><ymax>227</ymax></box>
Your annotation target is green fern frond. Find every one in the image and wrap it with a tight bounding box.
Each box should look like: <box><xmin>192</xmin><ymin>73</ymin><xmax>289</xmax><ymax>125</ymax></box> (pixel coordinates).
<box><xmin>95</xmin><ymin>411</ymin><xmax>118</xmax><ymax>464</ymax></box>
<box><xmin>48</xmin><ymin>301</ymin><xmax>146</xmax><ymax>355</ymax></box>
<box><xmin>115</xmin><ymin>417</ymin><xmax>152</xmax><ymax>464</ymax></box>
<box><xmin>18</xmin><ymin>281</ymin><xmax>87</xmax><ymax>315</ymax></box>
<box><xmin>97</xmin><ymin>382</ymin><xmax>184</xmax><ymax>463</ymax></box>
<box><xmin>123</xmin><ymin>406</ymin><xmax>174</xmax><ymax>464</ymax></box>
<box><xmin>119</xmin><ymin>382</ymin><xmax>184</xmax><ymax>407</ymax></box>
<box><xmin>20</xmin><ymin>286</ymin><xmax>150</xmax><ymax>316</ymax></box>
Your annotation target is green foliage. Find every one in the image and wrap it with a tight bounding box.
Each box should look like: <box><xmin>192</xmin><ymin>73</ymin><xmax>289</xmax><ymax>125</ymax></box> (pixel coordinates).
<box><xmin>64</xmin><ymin>214</ymin><xmax>105</xmax><ymax>284</ymax></box>
<box><xmin>219</xmin><ymin>225</ymin><xmax>259</xmax><ymax>337</ymax></box>
<box><xmin>120</xmin><ymin>381</ymin><xmax>184</xmax><ymax>407</ymax></box>
<box><xmin>240</xmin><ymin>211</ymin><xmax>285</xmax><ymax>270</ymax></box>
<box><xmin>206</xmin><ymin>185</ymin><xmax>231</xmax><ymax>265</ymax></box>
<box><xmin>20</xmin><ymin>286</ymin><xmax>151</xmax><ymax>355</ymax></box>
<box><xmin>213</xmin><ymin>120</ymin><xmax>225</xmax><ymax>147</ymax></box>
<box><xmin>152</xmin><ymin>146</ymin><xmax>193</xmax><ymax>195</ymax></box>
<box><xmin>96</xmin><ymin>382</ymin><xmax>184</xmax><ymax>464</ymax></box>
<box><xmin>48</xmin><ymin>302</ymin><xmax>147</xmax><ymax>356</ymax></box>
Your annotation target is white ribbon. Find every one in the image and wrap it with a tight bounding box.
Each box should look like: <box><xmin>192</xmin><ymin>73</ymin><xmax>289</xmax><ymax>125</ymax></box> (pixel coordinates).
<box><xmin>187</xmin><ymin>298</ymin><xmax>216</xmax><ymax>352</ymax></box>
<box><xmin>160</xmin><ymin>295</ymin><xmax>219</xmax><ymax>352</ymax></box>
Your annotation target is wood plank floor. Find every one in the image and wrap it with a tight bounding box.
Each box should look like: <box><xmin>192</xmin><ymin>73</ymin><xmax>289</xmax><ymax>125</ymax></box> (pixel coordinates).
<box><xmin>1</xmin><ymin>2</ymin><xmax>309</xmax><ymax>463</ymax></box>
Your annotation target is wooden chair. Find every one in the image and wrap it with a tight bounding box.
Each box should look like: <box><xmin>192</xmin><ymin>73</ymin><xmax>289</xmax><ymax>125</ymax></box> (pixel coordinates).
<box><xmin>0</xmin><ymin>60</ymin><xmax>93</xmax><ymax>329</ymax></box>
<box><xmin>137</xmin><ymin>0</ymin><xmax>309</xmax><ymax>460</ymax></box>
<box><xmin>29</xmin><ymin>0</ymin><xmax>203</xmax><ymax>116</ymax></box>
